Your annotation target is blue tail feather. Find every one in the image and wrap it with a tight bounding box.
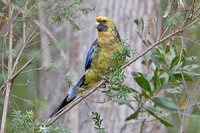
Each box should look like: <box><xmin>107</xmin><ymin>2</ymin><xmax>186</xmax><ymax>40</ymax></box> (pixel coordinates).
<box><xmin>50</xmin><ymin>75</ymin><xmax>85</xmax><ymax>118</ymax></box>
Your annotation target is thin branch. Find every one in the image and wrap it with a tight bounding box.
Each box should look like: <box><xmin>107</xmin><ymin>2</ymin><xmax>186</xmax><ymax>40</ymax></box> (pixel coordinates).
<box><xmin>21</xmin><ymin>67</ymin><xmax>43</xmax><ymax>74</ymax></box>
<box><xmin>0</xmin><ymin>2</ymin><xmax>13</xmax><ymax>132</ymax></box>
<box><xmin>180</xmin><ymin>81</ymin><xmax>200</xmax><ymax>133</ymax></box>
<box><xmin>174</xmin><ymin>95</ymin><xmax>183</xmax><ymax>125</ymax></box>
<box><xmin>1</xmin><ymin>59</ymin><xmax>33</xmax><ymax>93</ymax></box>
<box><xmin>160</xmin><ymin>26</ymin><xmax>169</xmax><ymax>39</ymax></box>
<box><xmin>12</xmin><ymin>14</ymin><xmax>26</xmax><ymax>73</ymax></box>
<box><xmin>174</xmin><ymin>35</ymin><xmax>200</xmax><ymax>46</ymax></box>
<box><xmin>11</xmin><ymin>93</ymin><xmax>34</xmax><ymax>105</ymax></box>
<box><xmin>34</xmin><ymin>20</ymin><xmax>66</xmax><ymax>59</ymax></box>
<box><xmin>47</xmin><ymin>80</ymin><xmax>107</xmax><ymax>125</ymax></box>
<box><xmin>139</xmin><ymin>120</ymin><xmax>146</xmax><ymax>133</ymax></box>
<box><xmin>26</xmin><ymin>27</ymin><xmax>40</xmax><ymax>45</ymax></box>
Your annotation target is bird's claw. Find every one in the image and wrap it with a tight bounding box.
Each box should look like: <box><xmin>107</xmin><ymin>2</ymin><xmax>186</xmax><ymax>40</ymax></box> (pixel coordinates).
<box><xmin>101</xmin><ymin>76</ymin><xmax>109</xmax><ymax>82</ymax></box>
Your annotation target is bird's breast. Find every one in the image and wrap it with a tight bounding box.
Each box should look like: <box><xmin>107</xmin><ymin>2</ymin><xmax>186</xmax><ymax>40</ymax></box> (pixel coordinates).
<box><xmin>91</xmin><ymin>42</ymin><xmax>121</xmax><ymax>75</ymax></box>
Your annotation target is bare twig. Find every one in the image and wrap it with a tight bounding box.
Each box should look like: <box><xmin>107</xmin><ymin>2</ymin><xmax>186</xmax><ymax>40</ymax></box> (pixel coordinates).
<box><xmin>180</xmin><ymin>82</ymin><xmax>200</xmax><ymax>133</ymax></box>
<box><xmin>21</xmin><ymin>67</ymin><xmax>43</xmax><ymax>74</ymax></box>
<box><xmin>11</xmin><ymin>93</ymin><xmax>34</xmax><ymax>105</ymax></box>
<box><xmin>34</xmin><ymin>20</ymin><xmax>58</xmax><ymax>45</ymax></box>
<box><xmin>174</xmin><ymin>36</ymin><xmax>200</xmax><ymax>46</ymax></box>
<box><xmin>26</xmin><ymin>27</ymin><xmax>40</xmax><ymax>45</ymax></box>
<box><xmin>139</xmin><ymin>120</ymin><xmax>146</xmax><ymax>133</ymax></box>
<box><xmin>174</xmin><ymin>95</ymin><xmax>182</xmax><ymax>124</ymax></box>
<box><xmin>34</xmin><ymin>20</ymin><xmax>66</xmax><ymax>59</ymax></box>
<box><xmin>0</xmin><ymin>2</ymin><xmax>13</xmax><ymax>132</ymax></box>
<box><xmin>12</xmin><ymin>14</ymin><xmax>26</xmax><ymax>73</ymax></box>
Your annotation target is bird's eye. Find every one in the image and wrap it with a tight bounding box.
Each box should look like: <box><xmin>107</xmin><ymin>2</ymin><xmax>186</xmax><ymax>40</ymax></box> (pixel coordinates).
<box><xmin>102</xmin><ymin>19</ymin><xmax>107</xmax><ymax>23</ymax></box>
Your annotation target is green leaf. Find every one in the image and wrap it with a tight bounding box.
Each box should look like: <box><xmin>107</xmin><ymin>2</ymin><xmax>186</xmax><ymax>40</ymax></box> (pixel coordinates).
<box><xmin>125</xmin><ymin>109</ymin><xmax>140</xmax><ymax>121</ymax></box>
<box><xmin>153</xmin><ymin>68</ymin><xmax>159</xmax><ymax>91</ymax></box>
<box><xmin>187</xmin><ymin>72</ymin><xmax>200</xmax><ymax>77</ymax></box>
<box><xmin>92</xmin><ymin>112</ymin><xmax>104</xmax><ymax>132</ymax></box>
<box><xmin>146</xmin><ymin>108</ymin><xmax>173</xmax><ymax>127</ymax></box>
<box><xmin>139</xmin><ymin>91</ymin><xmax>150</xmax><ymax>99</ymax></box>
<box><xmin>150</xmin><ymin>48</ymin><xmax>166</xmax><ymax>66</ymax></box>
<box><xmin>63</xmin><ymin>74</ymin><xmax>73</xmax><ymax>88</ymax></box>
<box><xmin>127</xmin><ymin>88</ymin><xmax>139</xmax><ymax>93</ymax></box>
<box><xmin>172</xmin><ymin>72</ymin><xmax>193</xmax><ymax>81</ymax></box>
<box><xmin>182</xmin><ymin>72</ymin><xmax>193</xmax><ymax>81</ymax></box>
<box><xmin>143</xmin><ymin>106</ymin><xmax>160</xmax><ymax>112</ymax></box>
<box><xmin>181</xmin><ymin>57</ymin><xmax>186</xmax><ymax>67</ymax></box>
<box><xmin>160</xmin><ymin>72</ymin><xmax>169</xmax><ymax>85</ymax></box>
<box><xmin>44</xmin><ymin>63</ymin><xmax>57</xmax><ymax>72</ymax></box>
<box><xmin>170</xmin><ymin>55</ymin><xmax>180</xmax><ymax>68</ymax></box>
<box><xmin>186</xmin><ymin>56</ymin><xmax>198</xmax><ymax>62</ymax></box>
<box><xmin>134</xmin><ymin>18</ymin><xmax>144</xmax><ymax>30</ymax></box>
<box><xmin>165</xmin><ymin>87</ymin><xmax>182</xmax><ymax>94</ymax></box>
<box><xmin>115</xmin><ymin>99</ymin><xmax>134</xmax><ymax>109</ymax></box>
<box><xmin>153</xmin><ymin>97</ymin><xmax>178</xmax><ymax>111</ymax></box>
<box><xmin>184</xmin><ymin>64</ymin><xmax>200</xmax><ymax>70</ymax></box>
<box><xmin>134</xmin><ymin>19</ymin><xmax>139</xmax><ymax>26</ymax></box>
<box><xmin>133</xmin><ymin>73</ymin><xmax>151</xmax><ymax>93</ymax></box>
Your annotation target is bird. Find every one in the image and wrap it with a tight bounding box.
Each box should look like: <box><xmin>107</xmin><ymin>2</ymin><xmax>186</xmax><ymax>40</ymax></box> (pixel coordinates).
<box><xmin>50</xmin><ymin>16</ymin><xmax>124</xmax><ymax>118</ymax></box>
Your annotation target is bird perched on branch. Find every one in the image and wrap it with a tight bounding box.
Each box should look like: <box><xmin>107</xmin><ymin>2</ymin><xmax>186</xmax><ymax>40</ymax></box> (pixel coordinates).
<box><xmin>50</xmin><ymin>16</ymin><xmax>124</xmax><ymax>118</ymax></box>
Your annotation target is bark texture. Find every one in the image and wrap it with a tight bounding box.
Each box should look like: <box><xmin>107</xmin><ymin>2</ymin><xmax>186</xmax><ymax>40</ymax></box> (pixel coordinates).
<box><xmin>38</xmin><ymin>0</ymin><xmax>162</xmax><ymax>132</ymax></box>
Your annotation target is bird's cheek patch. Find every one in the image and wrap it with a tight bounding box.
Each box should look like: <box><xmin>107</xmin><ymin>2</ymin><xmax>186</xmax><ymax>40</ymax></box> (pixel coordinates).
<box><xmin>97</xmin><ymin>24</ymin><xmax>108</xmax><ymax>32</ymax></box>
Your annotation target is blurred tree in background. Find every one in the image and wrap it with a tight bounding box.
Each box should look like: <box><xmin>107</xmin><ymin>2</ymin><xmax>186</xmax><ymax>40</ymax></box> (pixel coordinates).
<box><xmin>0</xmin><ymin>0</ymin><xmax>200</xmax><ymax>133</ymax></box>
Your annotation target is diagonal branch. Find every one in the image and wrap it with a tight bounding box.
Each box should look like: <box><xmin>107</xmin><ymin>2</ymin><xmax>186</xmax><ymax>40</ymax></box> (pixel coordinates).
<box><xmin>47</xmin><ymin>80</ymin><xmax>107</xmax><ymax>125</ymax></box>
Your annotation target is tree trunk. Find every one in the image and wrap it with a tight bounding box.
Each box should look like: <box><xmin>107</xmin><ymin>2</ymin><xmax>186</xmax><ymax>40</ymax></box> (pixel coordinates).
<box><xmin>38</xmin><ymin>0</ymin><xmax>162</xmax><ymax>132</ymax></box>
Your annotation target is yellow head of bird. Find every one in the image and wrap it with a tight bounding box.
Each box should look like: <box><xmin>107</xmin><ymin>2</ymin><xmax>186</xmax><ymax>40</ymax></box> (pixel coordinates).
<box><xmin>95</xmin><ymin>16</ymin><xmax>116</xmax><ymax>32</ymax></box>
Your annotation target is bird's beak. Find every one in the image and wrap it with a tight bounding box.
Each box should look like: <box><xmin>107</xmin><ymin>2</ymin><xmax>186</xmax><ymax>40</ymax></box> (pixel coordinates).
<box><xmin>95</xmin><ymin>22</ymin><xmax>100</xmax><ymax>27</ymax></box>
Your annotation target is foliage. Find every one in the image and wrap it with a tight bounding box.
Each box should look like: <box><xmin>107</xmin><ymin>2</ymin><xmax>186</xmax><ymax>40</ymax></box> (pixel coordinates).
<box><xmin>51</xmin><ymin>0</ymin><xmax>95</xmax><ymax>30</ymax></box>
<box><xmin>44</xmin><ymin>63</ymin><xmax>57</xmax><ymax>72</ymax></box>
<box><xmin>105</xmin><ymin>40</ymin><xmax>134</xmax><ymax>100</ymax></box>
<box><xmin>11</xmin><ymin>110</ymin><xmax>70</xmax><ymax>133</ymax></box>
<box><xmin>63</xmin><ymin>74</ymin><xmax>73</xmax><ymax>88</ymax></box>
<box><xmin>113</xmin><ymin>43</ymin><xmax>200</xmax><ymax>127</ymax></box>
<box><xmin>92</xmin><ymin>112</ymin><xmax>105</xmax><ymax>133</ymax></box>
<box><xmin>105</xmin><ymin>0</ymin><xmax>200</xmax><ymax>130</ymax></box>
<box><xmin>164</xmin><ymin>11</ymin><xmax>184</xmax><ymax>27</ymax></box>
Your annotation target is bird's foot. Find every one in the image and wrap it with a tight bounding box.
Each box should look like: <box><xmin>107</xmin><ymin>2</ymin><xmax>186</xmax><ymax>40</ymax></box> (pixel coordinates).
<box><xmin>101</xmin><ymin>76</ymin><xmax>109</xmax><ymax>82</ymax></box>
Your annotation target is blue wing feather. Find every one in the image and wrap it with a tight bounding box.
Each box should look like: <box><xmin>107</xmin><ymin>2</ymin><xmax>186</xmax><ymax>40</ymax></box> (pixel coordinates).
<box><xmin>85</xmin><ymin>40</ymin><xmax>98</xmax><ymax>70</ymax></box>
<box><xmin>50</xmin><ymin>40</ymin><xmax>98</xmax><ymax>118</ymax></box>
